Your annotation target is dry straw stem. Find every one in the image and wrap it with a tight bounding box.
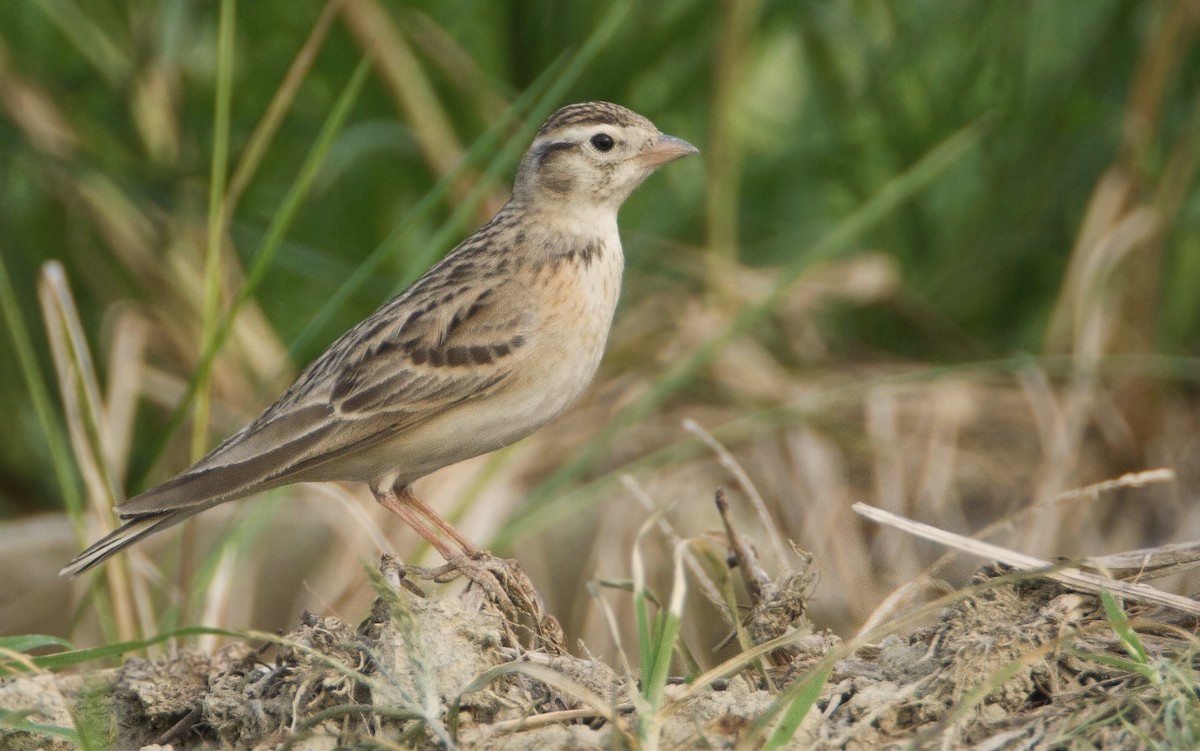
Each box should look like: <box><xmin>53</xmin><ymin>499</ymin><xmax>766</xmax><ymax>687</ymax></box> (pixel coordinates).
<box><xmin>853</xmin><ymin>474</ymin><xmax>1200</xmax><ymax>617</ymax></box>
<box><xmin>714</xmin><ymin>488</ymin><xmax>770</xmax><ymax>605</ymax></box>
<box><xmin>486</xmin><ymin>706</ymin><xmax>619</xmax><ymax>734</ymax></box>
<box><xmin>683</xmin><ymin>418</ymin><xmax>789</xmax><ymax>567</ymax></box>
<box><xmin>620</xmin><ymin>474</ymin><xmax>730</xmax><ymax>615</ymax></box>
<box><xmin>339</xmin><ymin>0</ymin><xmax>501</xmax><ymax>218</ymax></box>
<box><xmin>224</xmin><ymin>0</ymin><xmax>345</xmax><ymax>219</ymax></box>
<box><xmin>705</xmin><ymin>0</ymin><xmax>765</xmax><ymax>301</ymax></box>
<box><xmin>1088</xmin><ymin>539</ymin><xmax>1200</xmax><ymax>582</ymax></box>
<box><xmin>1044</xmin><ymin>2</ymin><xmax>1200</xmax><ymax>452</ymax></box>
<box><xmin>396</xmin><ymin>6</ymin><xmax>510</xmax><ymax>123</ymax></box>
<box><xmin>39</xmin><ymin>263</ymin><xmax>156</xmax><ymax>644</ymax></box>
<box><xmin>0</xmin><ymin>36</ymin><xmax>79</xmax><ymax>157</ymax></box>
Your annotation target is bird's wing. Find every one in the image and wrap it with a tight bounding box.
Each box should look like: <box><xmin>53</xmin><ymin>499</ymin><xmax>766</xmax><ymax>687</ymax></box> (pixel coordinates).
<box><xmin>116</xmin><ymin>269</ymin><xmax>535</xmax><ymax>517</ymax></box>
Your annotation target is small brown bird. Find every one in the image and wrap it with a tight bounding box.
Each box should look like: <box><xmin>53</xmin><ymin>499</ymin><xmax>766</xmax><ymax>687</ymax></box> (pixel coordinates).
<box><xmin>62</xmin><ymin>101</ymin><xmax>697</xmax><ymax>577</ymax></box>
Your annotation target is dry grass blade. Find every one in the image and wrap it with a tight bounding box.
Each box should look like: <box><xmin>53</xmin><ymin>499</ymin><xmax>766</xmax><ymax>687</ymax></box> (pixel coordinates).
<box><xmin>224</xmin><ymin>0</ymin><xmax>344</xmax><ymax>218</ymax></box>
<box><xmin>588</xmin><ymin>579</ymin><xmax>639</xmax><ymax>689</ymax></box>
<box><xmin>456</xmin><ymin>661</ymin><xmax>624</xmax><ymax>739</ymax></box>
<box><xmin>1050</xmin><ymin>467</ymin><xmax>1175</xmax><ymax>499</ymax></box>
<box><xmin>486</xmin><ymin>706</ymin><xmax>620</xmax><ymax>734</ymax></box>
<box><xmin>683</xmin><ymin>419</ymin><xmax>788</xmax><ymax>566</ymax></box>
<box><xmin>38</xmin><ymin>262</ymin><xmax>153</xmax><ymax>643</ymax></box>
<box><xmin>397</xmin><ymin>7</ymin><xmax>509</xmax><ymax>122</ymax></box>
<box><xmin>1086</xmin><ymin>540</ymin><xmax>1200</xmax><ymax>582</ymax></box>
<box><xmin>855</xmin><ymin>574</ymin><xmax>954</xmax><ymax>640</ymax></box>
<box><xmin>38</xmin><ymin>263</ymin><xmax>117</xmax><ymax>523</ymax></box>
<box><xmin>0</xmin><ymin>38</ymin><xmax>78</xmax><ymax>157</ymax></box>
<box><xmin>620</xmin><ymin>474</ymin><xmax>729</xmax><ymax>614</ymax></box>
<box><xmin>704</xmin><ymin>0</ymin><xmax>765</xmax><ymax>300</ymax></box>
<box><xmin>339</xmin><ymin>0</ymin><xmax>494</xmax><ymax>215</ymax></box>
<box><xmin>100</xmin><ymin>311</ymin><xmax>148</xmax><ymax>491</ymax></box>
<box><xmin>853</xmin><ymin>501</ymin><xmax>1200</xmax><ymax>616</ymax></box>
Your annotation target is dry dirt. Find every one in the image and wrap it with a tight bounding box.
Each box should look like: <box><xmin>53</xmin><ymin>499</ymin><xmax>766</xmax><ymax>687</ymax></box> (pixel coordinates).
<box><xmin>3</xmin><ymin>541</ymin><xmax>1198</xmax><ymax>750</ymax></box>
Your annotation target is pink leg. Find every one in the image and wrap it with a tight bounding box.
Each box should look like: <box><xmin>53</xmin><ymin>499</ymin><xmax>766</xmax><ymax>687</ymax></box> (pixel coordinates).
<box><xmin>395</xmin><ymin>484</ymin><xmax>480</xmax><ymax>555</ymax></box>
<box><xmin>374</xmin><ymin>484</ymin><xmax>510</xmax><ymax>608</ymax></box>
<box><xmin>372</xmin><ymin>484</ymin><xmax>480</xmax><ymax>559</ymax></box>
<box><xmin>373</xmin><ymin>486</ymin><xmax>459</xmax><ymax>561</ymax></box>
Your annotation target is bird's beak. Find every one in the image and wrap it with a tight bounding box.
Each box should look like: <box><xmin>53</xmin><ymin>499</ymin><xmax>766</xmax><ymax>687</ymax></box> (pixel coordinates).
<box><xmin>636</xmin><ymin>134</ymin><xmax>699</xmax><ymax>168</ymax></box>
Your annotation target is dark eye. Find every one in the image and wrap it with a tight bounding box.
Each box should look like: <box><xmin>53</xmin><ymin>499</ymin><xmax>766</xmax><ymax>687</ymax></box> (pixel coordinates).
<box><xmin>590</xmin><ymin>133</ymin><xmax>615</xmax><ymax>152</ymax></box>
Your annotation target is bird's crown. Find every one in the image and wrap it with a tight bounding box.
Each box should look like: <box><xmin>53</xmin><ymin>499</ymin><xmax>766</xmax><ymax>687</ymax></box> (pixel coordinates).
<box><xmin>536</xmin><ymin>101</ymin><xmax>655</xmax><ymax>137</ymax></box>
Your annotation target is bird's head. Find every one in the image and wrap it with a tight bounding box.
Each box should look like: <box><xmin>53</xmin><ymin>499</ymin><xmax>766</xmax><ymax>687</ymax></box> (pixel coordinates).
<box><xmin>513</xmin><ymin>101</ymin><xmax>698</xmax><ymax>214</ymax></box>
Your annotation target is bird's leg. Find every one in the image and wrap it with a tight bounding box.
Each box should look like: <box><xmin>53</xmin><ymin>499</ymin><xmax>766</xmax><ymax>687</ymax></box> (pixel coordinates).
<box><xmin>393</xmin><ymin>484</ymin><xmax>480</xmax><ymax>556</ymax></box>
<box><xmin>372</xmin><ymin>486</ymin><xmax>461</xmax><ymax>563</ymax></box>
<box><xmin>374</xmin><ymin>484</ymin><xmax>565</xmax><ymax>654</ymax></box>
<box><xmin>374</xmin><ymin>483</ymin><xmax>511</xmax><ymax>607</ymax></box>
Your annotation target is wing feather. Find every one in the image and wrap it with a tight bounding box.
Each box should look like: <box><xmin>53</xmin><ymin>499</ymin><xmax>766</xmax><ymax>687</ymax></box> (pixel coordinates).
<box><xmin>116</xmin><ymin>263</ymin><xmax>534</xmax><ymax>517</ymax></box>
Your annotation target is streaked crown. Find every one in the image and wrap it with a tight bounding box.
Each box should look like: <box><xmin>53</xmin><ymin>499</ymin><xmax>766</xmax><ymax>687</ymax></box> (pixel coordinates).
<box><xmin>536</xmin><ymin>101</ymin><xmax>656</xmax><ymax>137</ymax></box>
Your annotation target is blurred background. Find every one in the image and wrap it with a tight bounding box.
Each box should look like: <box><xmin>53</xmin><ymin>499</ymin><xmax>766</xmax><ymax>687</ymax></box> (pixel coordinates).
<box><xmin>1</xmin><ymin>0</ymin><xmax>1199</xmax><ymax>665</ymax></box>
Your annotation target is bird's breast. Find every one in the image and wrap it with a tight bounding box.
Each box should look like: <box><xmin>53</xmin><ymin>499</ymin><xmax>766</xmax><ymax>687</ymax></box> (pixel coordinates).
<box><xmin>533</xmin><ymin>236</ymin><xmax>623</xmax><ymax>379</ymax></box>
<box><xmin>489</xmin><ymin>233</ymin><xmax>622</xmax><ymax>433</ymax></box>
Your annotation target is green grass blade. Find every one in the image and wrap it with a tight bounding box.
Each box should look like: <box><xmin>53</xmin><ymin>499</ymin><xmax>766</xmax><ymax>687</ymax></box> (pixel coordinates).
<box><xmin>759</xmin><ymin>661</ymin><xmax>832</xmax><ymax>750</ymax></box>
<box><xmin>192</xmin><ymin>0</ymin><xmax>238</xmax><ymax>459</ymax></box>
<box><xmin>0</xmin><ymin>634</ymin><xmax>75</xmax><ymax>653</ymax></box>
<box><xmin>632</xmin><ymin>513</ymin><xmax>655</xmax><ymax>687</ymax></box>
<box><xmin>0</xmin><ymin>709</ymin><xmax>81</xmax><ymax>745</ymax></box>
<box><xmin>225</xmin><ymin>0</ymin><xmax>343</xmax><ymax>217</ymax></box>
<box><xmin>32</xmin><ymin>0</ymin><xmax>132</xmax><ymax>84</ymax></box>
<box><xmin>643</xmin><ymin>541</ymin><xmax>688</xmax><ymax>710</ymax></box>
<box><xmin>1100</xmin><ymin>589</ymin><xmax>1150</xmax><ymax>665</ymax></box>
<box><xmin>733</xmin><ymin>651</ymin><xmax>836</xmax><ymax>751</ymax></box>
<box><xmin>0</xmin><ymin>252</ymin><xmax>83</xmax><ymax>521</ymax></box>
<box><xmin>1069</xmin><ymin>647</ymin><xmax>1160</xmax><ymax>683</ymax></box>
<box><xmin>26</xmin><ymin>626</ymin><xmax>237</xmax><ymax>672</ymax></box>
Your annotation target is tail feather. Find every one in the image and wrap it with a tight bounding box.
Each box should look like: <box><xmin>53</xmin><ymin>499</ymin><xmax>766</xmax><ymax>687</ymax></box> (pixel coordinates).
<box><xmin>59</xmin><ymin>511</ymin><xmax>195</xmax><ymax>577</ymax></box>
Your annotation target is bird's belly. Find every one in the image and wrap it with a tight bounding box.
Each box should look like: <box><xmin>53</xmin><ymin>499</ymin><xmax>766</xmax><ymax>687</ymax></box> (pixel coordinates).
<box><xmin>356</xmin><ymin>351</ymin><xmax>601</xmax><ymax>486</ymax></box>
<box><xmin>336</xmin><ymin>245</ymin><xmax>622</xmax><ymax>488</ymax></box>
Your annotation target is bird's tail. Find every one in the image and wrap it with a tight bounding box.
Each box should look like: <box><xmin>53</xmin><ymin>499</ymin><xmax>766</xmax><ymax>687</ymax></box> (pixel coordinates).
<box><xmin>59</xmin><ymin>511</ymin><xmax>193</xmax><ymax>577</ymax></box>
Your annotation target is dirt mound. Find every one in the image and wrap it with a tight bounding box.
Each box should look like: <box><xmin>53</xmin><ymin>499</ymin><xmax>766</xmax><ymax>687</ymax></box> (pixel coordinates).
<box><xmin>4</xmin><ymin>543</ymin><xmax>1197</xmax><ymax>749</ymax></box>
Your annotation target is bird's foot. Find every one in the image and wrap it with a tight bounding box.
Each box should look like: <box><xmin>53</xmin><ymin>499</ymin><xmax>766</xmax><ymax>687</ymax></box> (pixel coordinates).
<box><xmin>400</xmin><ymin>551</ymin><xmax>566</xmax><ymax>654</ymax></box>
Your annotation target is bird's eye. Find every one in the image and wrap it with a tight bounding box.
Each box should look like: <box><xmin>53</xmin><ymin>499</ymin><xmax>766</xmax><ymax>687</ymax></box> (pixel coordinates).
<box><xmin>590</xmin><ymin>133</ymin><xmax>615</xmax><ymax>152</ymax></box>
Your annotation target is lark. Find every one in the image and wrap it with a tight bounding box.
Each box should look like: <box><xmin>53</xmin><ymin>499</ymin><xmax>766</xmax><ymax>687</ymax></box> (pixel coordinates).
<box><xmin>62</xmin><ymin>101</ymin><xmax>697</xmax><ymax>580</ymax></box>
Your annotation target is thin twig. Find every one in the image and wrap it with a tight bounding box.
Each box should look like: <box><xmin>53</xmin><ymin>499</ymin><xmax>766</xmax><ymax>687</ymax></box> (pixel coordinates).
<box><xmin>683</xmin><ymin>418</ymin><xmax>789</xmax><ymax>565</ymax></box>
<box><xmin>853</xmin><ymin>502</ymin><xmax>1200</xmax><ymax>616</ymax></box>
<box><xmin>489</xmin><ymin>706</ymin><xmax>626</xmax><ymax>734</ymax></box>
<box><xmin>714</xmin><ymin>488</ymin><xmax>770</xmax><ymax>605</ymax></box>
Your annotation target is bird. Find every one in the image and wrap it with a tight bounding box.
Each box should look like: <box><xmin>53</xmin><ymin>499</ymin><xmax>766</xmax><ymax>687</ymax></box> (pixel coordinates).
<box><xmin>62</xmin><ymin>101</ymin><xmax>697</xmax><ymax>580</ymax></box>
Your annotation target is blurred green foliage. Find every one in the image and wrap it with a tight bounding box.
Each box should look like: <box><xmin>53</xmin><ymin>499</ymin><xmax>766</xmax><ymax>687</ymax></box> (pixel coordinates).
<box><xmin>0</xmin><ymin>0</ymin><xmax>1197</xmax><ymax>516</ymax></box>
